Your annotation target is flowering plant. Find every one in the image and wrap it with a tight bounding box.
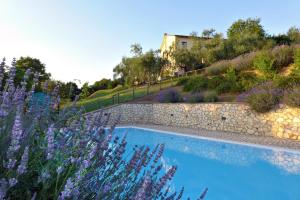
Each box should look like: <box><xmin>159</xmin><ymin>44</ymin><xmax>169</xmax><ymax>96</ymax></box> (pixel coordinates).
<box><xmin>0</xmin><ymin>59</ymin><xmax>206</xmax><ymax>199</ymax></box>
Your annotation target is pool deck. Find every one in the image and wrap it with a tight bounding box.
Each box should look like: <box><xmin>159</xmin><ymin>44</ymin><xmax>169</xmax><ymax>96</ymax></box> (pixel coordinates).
<box><xmin>117</xmin><ymin>124</ymin><xmax>300</xmax><ymax>151</ymax></box>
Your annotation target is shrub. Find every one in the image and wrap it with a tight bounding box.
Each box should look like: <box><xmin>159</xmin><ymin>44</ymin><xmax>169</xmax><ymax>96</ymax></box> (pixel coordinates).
<box><xmin>237</xmin><ymin>82</ymin><xmax>283</xmax><ymax>103</ymax></box>
<box><xmin>203</xmin><ymin>91</ymin><xmax>218</xmax><ymax>102</ymax></box>
<box><xmin>0</xmin><ymin>63</ymin><xmax>198</xmax><ymax>199</ymax></box>
<box><xmin>188</xmin><ymin>93</ymin><xmax>204</xmax><ymax>103</ymax></box>
<box><xmin>205</xmin><ymin>60</ymin><xmax>231</xmax><ymax>75</ymax></box>
<box><xmin>238</xmin><ymin>71</ymin><xmax>262</xmax><ymax>91</ymax></box>
<box><xmin>183</xmin><ymin>76</ymin><xmax>208</xmax><ymax>92</ymax></box>
<box><xmin>253</xmin><ymin>51</ymin><xmax>276</xmax><ymax>76</ymax></box>
<box><xmin>157</xmin><ymin>88</ymin><xmax>183</xmax><ymax>103</ymax></box>
<box><xmin>271</xmin><ymin>45</ymin><xmax>294</xmax><ymax>69</ymax></box>
<box><xmin>247</xmin><ymin>92</ymin><xmax>280</xmax><ymax>113</ymax></box>
<box><xmin>207</xmin><ymin>76</ymin><xmax>224</xmax><ymax>90</ymax></box>
<box><xmin>216</xmin><ymin>81</ymin><xmax>232</xmax><ymax>94</ymax></box>
<box><xmin>272</xmin><ymin>74</ymin><xmax>295</xmax><ymax>89</ymax></box>
<box><xmin>230</xmin><ymin>51</ymin><xmax>256</xmax><ymax>71</ymax></box>
<box><xmin>284</xmin><ymin>86</ymin><xmax>300</xmax><ymax>107</ymax></box>
<box><xmin>205</xmin><ymin>51</ymin><xmax>256</xmax><ymax>76</ymax></box>
<box><xmin>176</xmin><ymin>76</ymin><xmax>189</xmax><ymax>86</ymax></box>
<box><xmin>294</xmin><ymin>48</ymin><xmax>300</xmax><ymax>70</ymax></box>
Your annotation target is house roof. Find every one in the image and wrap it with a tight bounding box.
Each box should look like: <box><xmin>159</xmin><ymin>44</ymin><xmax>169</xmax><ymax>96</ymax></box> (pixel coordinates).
<box><xmin>163</xmin><ymin>33</ymin><xmax>209</xmax><ymax>39</ymax></box>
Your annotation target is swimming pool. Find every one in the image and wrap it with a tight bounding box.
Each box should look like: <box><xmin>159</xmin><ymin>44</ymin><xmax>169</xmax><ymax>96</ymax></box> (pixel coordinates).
<box><xmin>113</xmin><ymin>127</ymin><xmax>300</xmax><ymax>200</ymax></box>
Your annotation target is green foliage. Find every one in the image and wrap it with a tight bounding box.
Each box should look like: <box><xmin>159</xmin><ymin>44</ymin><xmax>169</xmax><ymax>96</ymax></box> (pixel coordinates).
<box><xmin>284</xmin><ymin>86</ymin><xmax>300</xmax><ymax>107</ymax></box>
<box><xmin>58</xmin><ymin>81</ymin><xmax>80</xmax><ymax>101</ymax></box>
<box><xmin>287</xmin><ymin>26</ymin><xmax>300</xmax><ymax>44</ymax></box>
<box><xmin>79</xmin><ymin>82</ymin><xmax>90</xmax><ymax>99</ymax></box>
<box><xmin>205</xmin><ymin>60</ymin><xmax>231</xmax><ymax>75</ymax></box>
<box><xmin>158</xmin><ymin>89</ymin><xmax>183</xmax><ymax>103</ymax></box>
<box><xmin>141</xmin><ymin>49</ymin><xmax>167</xmax><ymax>82</ymax></box>
<box><xmin>270</xmin><ymin>34</ymin><xmax>292</xmax><ymax>45</ymax></box>
<box><xmin>188</xmin><ymin>93</ymin><xmax>204</xmax><ymax>103</ymax></box>
<box><xmin>207</xmin><ymin>76</ymin><xmax>224</xmax><ymax>90</ymax></box>
<box><xmin>215</xmin><ymin>82</ymin><xmax>232</xmax><ymax>94</ymax></box>
<box><xmin>176</xmin><ymin>77</ymin><xmax>190</xmax><ymax>86</ymax></box>
<box><xmin>203</xmin><ymin>91</ymin><xmax>218</xmax><ymax>102</ymax></box>
<box><xmin>183</xmin><ymin>76</ymin><xmax>208</xmax><ymax>92</ymax></box>
<box><xmin>113</xmin><ymin>45</ymin><xmax>167</xmax><ymax>86</ymax></box>
<box><xmin>271</xmin><ymin>45</ymin><xmax>294</xmax><ymax>70</ymax></box>
<box><xmin>272</xmin><ymin>75</ymin><xmax>295</xmax><ymax>89</ymax></box>
<box><xmin>171</xmin><ymin>48</ymin><xmax>200</xmax><ymax>71</ymax></box>
<box><xmin>209</xmin><ymin>67</ymin><xmax>242</xmax><ymax>94</ymax></box>
<box><xmin>205</xmin><ymin>51</ymin><xmax>256</xmax><ymax>76</ymax></box>
<box><xmin>247</xmin><ymin>91</ymin><xmax>279</xmax><ymax>113</ymax></box>
<box><xmin>201</xmin><ymin>28</ymin><xmax>216</xmax><ymax>38</ymax></box>
<box><xmin>227</xmin><ymin>18</ymin><xmax>266</xmax><ymax>56</ymax></box>
<box><xmin>130</xmin><ymin>43</ymin><xmax>143</xmax><ymax>56</ymax></box>
<box><xmin>289</xmin><ymin>49</ymin><xmax>300</xmax><ymax>79</ymax></box>
<box><xmin>191</xmin><ymin>33</ymin><xmax>227</xmax><ymax>66</ymax></box>
<box><xmin>88</xmin><ymin>78</ymin><xmax>120</xmax><ymax>94</ymax></box>
<box><xmin>253</xmin><ymin>51</ymin><xmax>275</xmax><ymax>76</ymax></box>
<box><xmin>294</xmin><ymin>48</ymin><xmax>300</xmax><ymax>70</ymax></box>
<box><xmin>238</xmin><ymin>72</ymin><xmax>262</xmax><ymax>91</ymax></box>
<box><xmin>15</xmin><ymin>57</ymin><xmax>51</xmax><ymax>90</ymax></box>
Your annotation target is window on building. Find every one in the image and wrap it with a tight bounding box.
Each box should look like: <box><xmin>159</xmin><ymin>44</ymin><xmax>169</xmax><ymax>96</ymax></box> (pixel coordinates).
<box><xmin>181</xmin><ymin>41</ymin><xmax>187</xmax><ymax>48</ymax></box>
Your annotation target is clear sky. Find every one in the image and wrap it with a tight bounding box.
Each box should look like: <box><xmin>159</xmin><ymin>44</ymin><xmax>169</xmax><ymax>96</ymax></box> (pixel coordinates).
<box><xmin>0</xmin><ymin>0</ymin><xmax>300</xmax><ymax>85</ymax></box>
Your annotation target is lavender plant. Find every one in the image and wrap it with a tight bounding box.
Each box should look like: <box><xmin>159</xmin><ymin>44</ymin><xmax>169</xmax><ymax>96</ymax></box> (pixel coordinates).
<box><xmin>0</xmin><ymin>59</ymin><xmax>207</xmax><ymax>199</ymax></box>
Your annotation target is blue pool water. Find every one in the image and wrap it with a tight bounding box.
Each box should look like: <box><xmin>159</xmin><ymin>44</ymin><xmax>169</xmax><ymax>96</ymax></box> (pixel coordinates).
<box><xmin>113</xmin><ymin>127</ymin><xmax>300</xmax><ymax>200</ymax></box>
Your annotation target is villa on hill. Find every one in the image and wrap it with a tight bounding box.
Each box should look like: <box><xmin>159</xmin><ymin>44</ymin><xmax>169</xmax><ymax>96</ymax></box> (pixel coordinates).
<box><xmin>160</xmin><ymin>33</ymin><xmax>207</xmax><ymax>76</ymax></box>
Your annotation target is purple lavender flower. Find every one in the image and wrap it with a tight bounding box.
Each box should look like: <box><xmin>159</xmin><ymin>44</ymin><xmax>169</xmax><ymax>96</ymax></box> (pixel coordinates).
<box><xmin>57</xmin><ymin>166</ymin><xmax>63</xmax><ymax>175</ymax></box>
<box><xmin>5</xmin><ymin>159</ymin><xmax>17</xmax><ymax>169</ymax></box>
<box><xmin>0</xmin><ymin>91</ymin><xmax>10</xmax><ymax>117</ymax></box>
<box><xmin>17</xmin><ymin>146</ymin><xmax>29</xmax><ymax>175</ymax></box>
<box><xmin>82</xmin><ymin>160</ymin><xmax>90</xmax><ymax>169</ymax></box>
<box><xmin>42</xmin><ymin>80</ymin><xmax>49</xmax><ymax>92</ymax></box>
<box><xmin>8</xmin><ymin>178</ymin><xmax>18</xmax><ymax>187</ymax></box>
<box><xmin>0</xmin><ymin>58</ymin><xmax>5</xmax><ymax>90</ymax></box>
<box><xmin>102</xmin><ymin>184</ymin><xmax>111</xmax><ymax>193</ymax></box>
<box><xmin>6</xmin><ymin>66</ymin><xmax>16</xmax><ymax>94</ymax></box>
<box><xmin>26</xmin><ymin>73</ymin><xmax>39</xmax><ymax>105</ymax></box>
<box><xmin>155</xmin><ymin>166</ymin><xmax>177</xmax><ymax>193</ymax></box>
<box><xmin>7</xmin><ymin>113</ymin><xmax>23</xmax><ymax>155</ymax></box>
<box><xmin>154</xmin><ymin>144</ymin><xmax>165</xmax><ymax>163</ymax></box>
<box><xmin>38</xmin><ymin>171</ymin><xmax>51</xmax><ymax>183</ymax></box>
<box><xmin>31</xmin><ymin>192</ymin><xmax>37</xmax><ymax>200</ymax></box>
<box><xmin>134</xmin><ymin>175</ymin><xmax>151</xmax><ymax>200</ymax></box>
<box><xmin>59</xmin><ymin>178</ymin><xmax>75</xmax><ymax>200</ymax></box>
<box><xmin>0</xmin><ymin>178</ymin><xmax>8</xmax><ymax>199</ymax></box>
<box><xmin>236</xmin><ymin>82</ymin><xmax>284</xmax><ymax>102</ymax></box>
<box><xmin>46</xmin><ymin>124</ymin><xmax>55</xmax><ymax>160</ymax></box>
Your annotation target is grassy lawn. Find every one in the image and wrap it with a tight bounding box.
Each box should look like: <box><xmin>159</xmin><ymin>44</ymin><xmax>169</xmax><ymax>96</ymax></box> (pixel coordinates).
<box><xmin>74</xmin><ymin>79</ymin><xmax>177</xmax><ymax>112</ymax></box>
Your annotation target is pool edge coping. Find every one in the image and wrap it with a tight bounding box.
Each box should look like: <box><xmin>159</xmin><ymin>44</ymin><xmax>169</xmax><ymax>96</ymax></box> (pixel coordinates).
<box><xmin>116</xmin><ymin>125</ymin><xmax>300</xmax><ymax>154</ymax></box>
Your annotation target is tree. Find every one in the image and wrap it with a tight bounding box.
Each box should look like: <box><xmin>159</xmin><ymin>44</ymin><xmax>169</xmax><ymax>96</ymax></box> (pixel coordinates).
<box><xmin>190</xmin><ymin>32</ymin><xmax>227</xmax><ymax>66</ymax></box>
<box><xmin>189</xmin><ymin>31</ymin><xmax>198</xmax><ymax>37</ymax></box>
<box><xmin>141</xmin><ymin>50</ymin><xmax>167</xmax><ymax>83</ymax></box>
<box><xmin>89</xmin><ymin>78</ymin><xmax>113</xmax><ymax>93</ymax></box>
<box><xmin>15</xmin><ymin>57</ymin><xmax>51</xmax><ymax>89</ymax></box>
<box><xmin>171</xmin><ymin>48</ymin><xmax>200</xmax><ymax>71</ymax></box>
<box><xmin>287</xmin><ymin>26</ymin><xmax>300</xmax><ymax>44</ymax></box>
<box><xmin>202</xmin><ymin>28</ymin><xmax>216</xmax><ymax>38</ymax></box>
<box><xmin>227</xmin><ymin>18</ymin><xmax>265</xmax><ymax>39</ymax></box>
<box><xmin>79</xmin><ymin>82</ymin><xmax>90</xmax><ymax>99</ymax></box>
<box><xmin>130</xmin><ymin>43</ymin><xmax>143</xmax><ymax>56</ymax></box>
<box><xmin>113</xmin><ymin>56</ymin><xmax>145</xmax><ymax>86</ymax></box>
<box><xmin>59</xmin><ymin>81</ymin><xmax>81</xmax><ymax>101</ymax></box>
<box><xmin>270</xmin><ymin>34</ymin><xmax>291</xmax><ymax>45</ymax></box>
<box><xmin>227</xmin><ymin>18</ymin><xmax>266</xmax><ymax>56</ymax></box>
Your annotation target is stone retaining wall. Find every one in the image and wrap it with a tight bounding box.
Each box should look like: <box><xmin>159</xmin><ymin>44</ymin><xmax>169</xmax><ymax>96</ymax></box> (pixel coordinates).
<box><xmin>87</xmin><ymin>103</ymin><xmax>300</xmax><ymax>140</ymax></box>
